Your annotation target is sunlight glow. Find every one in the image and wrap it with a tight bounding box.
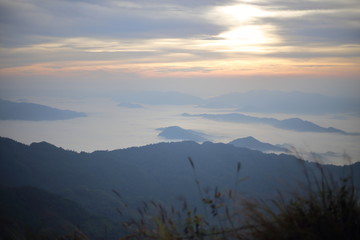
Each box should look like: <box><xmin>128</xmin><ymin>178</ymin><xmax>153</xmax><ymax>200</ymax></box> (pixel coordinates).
<box><xmin>218</xmin><ymin>4</ymin><xmax>270</xmax><ymax>24</ymax></box>
<box><xmin>220</xmin><ymin>25</ymin><xmax>267</xmax><ymax>45</ymax></box>
<box><xmin>209</xmin><ymin>4</ymin><xmax>280</xmax><ymax>52</ymax></box>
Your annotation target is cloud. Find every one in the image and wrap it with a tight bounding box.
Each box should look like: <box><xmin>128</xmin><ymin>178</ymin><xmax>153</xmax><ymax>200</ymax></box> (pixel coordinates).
<box><xmin>251</xmin><ymin>0</ymin><xmax>359</xmax><ymax>11</ymax></box>
<box><xmin>260</xmin><ymin>12</ymin><xmax>360</xmax><ymax>46</ymax></box>
<box><xmin>155</xmin><ymin>66</ymin><xmax>214</xmax><ymax>73</ymax></box>
<box><xmin>0</xmin><ymin>0</ymin><xmax>226</xmax><ymax>47</ymax></box>
<box><xmin>251</xmin><ymin>0</ymin><xmax>360</xmax><ymax>45</ymax></box>
<box><xmin>0</xmin><ymin>0</ymin><xmax>359</xmax><ymax>81</ymax></box>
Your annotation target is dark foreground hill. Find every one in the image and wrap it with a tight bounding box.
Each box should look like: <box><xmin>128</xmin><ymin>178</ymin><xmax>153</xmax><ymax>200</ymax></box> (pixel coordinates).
<box><xmin>0</xmin><ymin>186</ymin><xmax>122</xmax><ymax>240</ymax></box>
<box><xmin>0</xmin><ymin>137</ymin><xmax>359</xmax><ymax>239</ymax></box>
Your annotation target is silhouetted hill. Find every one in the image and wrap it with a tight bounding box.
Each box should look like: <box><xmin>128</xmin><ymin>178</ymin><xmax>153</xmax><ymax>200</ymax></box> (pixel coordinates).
<box><xmin>0</xmin><ymin>186</ymin><xmax>123</xmax><ymax>240</ymax></box>
<box><xmin>202</xmin><ymin>90</ymin><xmax>360</xmax><ymax>114</ymax></box>
<box><xmin>157</xmin><ymin>126</ymin><xmax>209</xmax><ymax>142</ymax></box>
<box><xmin>183</xmin><ymin>113</ymin><xmax>359</xmax><ymax>135</ymax></box>
<box><xmin>229</xmin><ymin>136</ymin><xmax>288</xmax><ymax>152</ymax></box>
<box><xmin>0</xmin><ymin>99</ymin><xmax>86</xmax><ymax>121</ymax></box>
<box><xmin>274</xmin><ymin>117</ymin><xmax>348</xmax><ymax>133</ymax></box>
<box><xmin>1</xmin><ymin>136</ymin><xmax>359</xmax><ymax>225</ymax></box>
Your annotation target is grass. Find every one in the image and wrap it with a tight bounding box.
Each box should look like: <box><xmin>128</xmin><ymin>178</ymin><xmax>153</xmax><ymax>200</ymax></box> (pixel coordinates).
<box><xmin>116</xmin><ymin>156</ymin><xmax>360</xmax><ymax>240</ymax></box>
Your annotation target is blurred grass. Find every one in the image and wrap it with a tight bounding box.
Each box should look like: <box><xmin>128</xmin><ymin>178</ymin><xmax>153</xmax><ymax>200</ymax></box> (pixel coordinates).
<box><xmin>118</xmin><ymin>156</ymin><xmax>360</xmax><ymax>240</ymax></box>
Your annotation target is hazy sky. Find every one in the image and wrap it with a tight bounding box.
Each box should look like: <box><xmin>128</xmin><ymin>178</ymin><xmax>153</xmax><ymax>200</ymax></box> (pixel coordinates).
<box><xmin>0</xmin><ymin>0</ymin><xmax>359</xmax><ymax>98</ymax></box>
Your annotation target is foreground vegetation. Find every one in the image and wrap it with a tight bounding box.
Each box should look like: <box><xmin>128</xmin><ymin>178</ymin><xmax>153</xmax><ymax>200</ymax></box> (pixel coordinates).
<box><xmin>118</xmin><ymin>157</ymin><xmax>360</xmax><ymax>240</ymax></box>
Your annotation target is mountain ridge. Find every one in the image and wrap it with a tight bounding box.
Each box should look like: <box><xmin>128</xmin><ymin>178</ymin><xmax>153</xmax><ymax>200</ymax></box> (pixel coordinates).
<box><xmin>157</xmin><ymin>126</ymin><xmax>209</xmax><ymax>142</ymax></box>
<box><xmin>113</xmin><ymin>90</ymin><xmax>360</xmax><ymax>114</ymax></box>
<box><xmin>183</xmin><ymin>113</ymin><xmax>359</xmax><ymax>135</ymax></box>
<box><xmin>229</xmin><ymin>136</ymin><xmax>289</xmax><ymax>153</ymax></box>
<box><xmin>1</xmin><ymin>136</ymin><xmax>359</xmax><ymax>231</ymax></box>
<box><xmin>0</xmin><ymin>99</ymin><xmax>86</xmax><ymax>121</ymax></box>
<box><xmin>203</xmin><ymin>90</ymin><xmax>360</xmax><ymax>114</ymax></box>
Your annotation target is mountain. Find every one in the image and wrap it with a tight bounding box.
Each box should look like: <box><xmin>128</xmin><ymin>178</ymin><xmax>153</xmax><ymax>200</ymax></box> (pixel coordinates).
<box><xmin>0</xmin><ymin>99</ymin><xmax>87</xmax><ymax>121</ymax></box>
<box><xmin>1</xmin><ymin>137</ymin><xmax>358</xmax><ymax>207</ymax></box>
<box><xmin>201</xmin><ymin>90</ymin><xmax>360</xmax><ymax>115</ymax></box>
<box><xmin>0</xmin><ymin>186</ymin><xmax>123</xmax><ymax>240</ymax></box>
<box><xmin>182</xmin><ymin>113</ymin><xmax>358</xmax><ymax>135</ymax></box>
<box><xmin>229</xmin><ymin>136</ymin><xmax>288</xmax><ymax>153</ymax></box>
<box><xmin>112</xmin><ymin>90</ymin><xmax>360</xmax><ymax>114</ymax></box>
<box><xmin>274</xmin><ymin>117</ymin><xmax>348</xmax><ymax>133</ymax></box>
<box><xmin>157</xmin><ymin>126</ymin><xmax>209</xmax><ymax>142</ymax></box>
<box><xmin>1</xmin><ymin>137</ymin><xmax>359</xmax><ymax>238</ymax></box>
<box><xmin>115</xmin><ymin>91</ymin><xmax>204</xmax><ymax>105</ymax></box>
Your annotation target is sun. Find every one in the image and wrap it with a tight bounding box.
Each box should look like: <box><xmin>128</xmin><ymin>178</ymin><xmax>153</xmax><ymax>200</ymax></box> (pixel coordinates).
<box><xmin>218</xmin><ymin>4</ymin><xmax>269</xmax><ymax>23</ymax></box>
<box><xmin>207</xmin><ymin>4</ymin><xmax>279</xmax><ymax>52</ymax></box>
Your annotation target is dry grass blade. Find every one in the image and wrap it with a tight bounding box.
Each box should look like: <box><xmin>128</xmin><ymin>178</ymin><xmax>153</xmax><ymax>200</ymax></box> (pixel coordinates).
<box><xmin>188</xmin><ymin>157</ymin><xmax>195</xmax><ymax>169</ymax></box>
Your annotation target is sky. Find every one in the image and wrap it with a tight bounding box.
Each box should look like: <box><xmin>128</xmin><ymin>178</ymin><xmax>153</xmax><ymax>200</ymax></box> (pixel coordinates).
<box><xmin>0</xmin><ymin>0</ymin><xmax>360</xmax><ymax>98</ymax></box>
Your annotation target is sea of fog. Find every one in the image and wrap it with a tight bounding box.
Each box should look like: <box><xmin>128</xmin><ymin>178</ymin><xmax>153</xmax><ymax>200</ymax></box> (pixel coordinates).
<box><xmin>1</xmin><ymin>97</ymin><xmax>359</xmax><ymax>165</ymax></box>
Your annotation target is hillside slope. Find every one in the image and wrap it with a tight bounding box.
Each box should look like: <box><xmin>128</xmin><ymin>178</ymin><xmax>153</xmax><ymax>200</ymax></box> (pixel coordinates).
<box><xmin>1</xmin><ymin>137</ymin><xmax>358</xmax><ymax>222</ymax></box>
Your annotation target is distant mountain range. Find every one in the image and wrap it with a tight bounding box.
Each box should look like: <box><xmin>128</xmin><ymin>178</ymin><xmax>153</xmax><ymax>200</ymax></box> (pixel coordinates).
<box><xmin>154</xmin><ymin>132</ymin><xmax>342</xmax><ymax>162</ymax></box>
<box><xmin>229</xmin><ymin>136</ymin><xmax>289</xmax><ymax>153</ymax></box>
<box><xmin>157</xmin><ymin>126</ymin><xmax>209</xmax><ymax>142</ymax></box>
<box><xmin>202</xmin><ymin>90</ymin><xmax>360</xmax><ymax>114</ymax></box>
<box><xmin>156</xmin><ymin>128</ymin><xmax>288</xmax><ymax>153</ymax></box>
<box><xmin>182</xmin><ymin>113</ymin><xmax>359</xmax><ymax>135</ymax></box>
<box><xmin>114</xmin><ymin>90</ymin><xmax>360</xmax><ymax>115</ymax></box>
<box><xmin>1</xmin><ymin>137</ymin><xmax>359</xmax><ymax>239</ymax></box>
<box><xmin>0</xmin><ymin>99</ymin><xmax>86</xmax><ymax>121</ymax></box>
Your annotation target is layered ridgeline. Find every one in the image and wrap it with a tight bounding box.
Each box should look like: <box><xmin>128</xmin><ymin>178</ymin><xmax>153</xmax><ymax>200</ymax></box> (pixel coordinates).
<box><xmin>113</xmin><ymin>90</ymin><xmax>360</xmax><ymax>115</ymax></box>
<box><xmin>0</xmin><ymin>99</ymin><xmax>86</xmax><ymax>121</ymax></box>
<box><xmin>201</xmin><ymin>90</ymin><xmax>360</xmax><ymax>115</ymax></box>
<box><xmin>229</xmin><ymin>136</ymin><xmax>289</xmax><ymax>152</ymax></box>
<box><xmin>0</xmin><ymin>137</ymin><xmax>359</xmax><ymax>239</ymax></box>
<box><xmin>182</xmin><ymin>113</ymin><xmax>360</xmax><ymax>135</ymax></box>
<box><xmin>157</xmin><ymin>126</ymin><xmax>210</xmax><ymax>142</ymax></box>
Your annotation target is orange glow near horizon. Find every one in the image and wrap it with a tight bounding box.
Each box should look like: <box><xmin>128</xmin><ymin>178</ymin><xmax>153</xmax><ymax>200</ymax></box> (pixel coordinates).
<box><xmin>1</xmin><ymin>56</ymin><xmax>359</xmax><ymax>79</ymax></box>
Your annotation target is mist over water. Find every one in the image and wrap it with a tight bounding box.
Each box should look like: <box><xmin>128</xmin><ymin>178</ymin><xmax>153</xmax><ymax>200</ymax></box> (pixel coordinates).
<box><xmin>0</xmin><ymin>96</ymin><xmax>359</xmax><ymax>165</ymax></box>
